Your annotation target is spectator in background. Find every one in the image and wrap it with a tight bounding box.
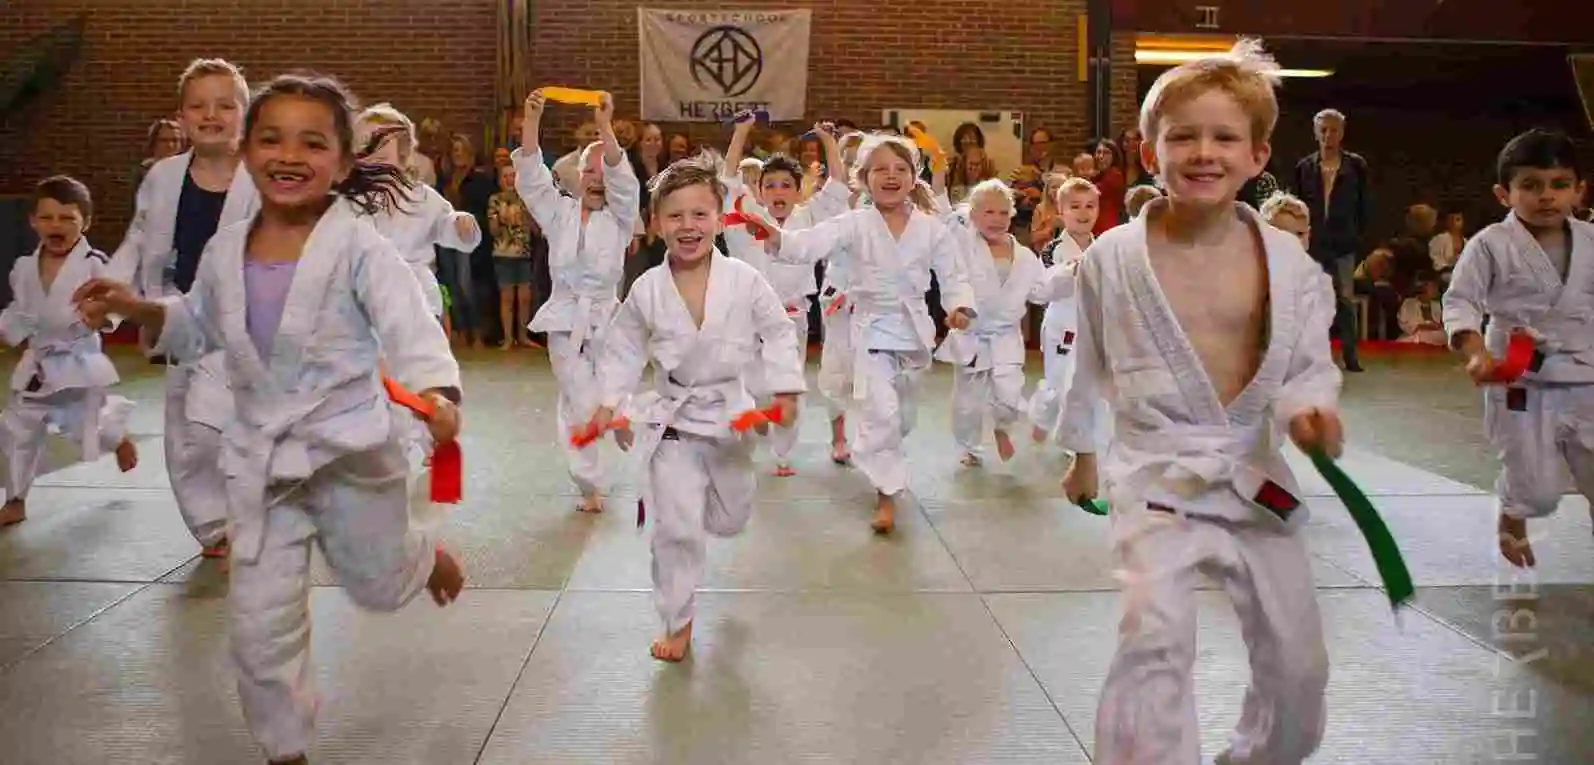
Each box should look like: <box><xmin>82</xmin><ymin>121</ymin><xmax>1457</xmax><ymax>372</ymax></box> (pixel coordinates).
<box><xmin>665</xmin><ymin>132</ymin><xmax>691</xmax><ymax>162</ymax></box>
<box><xmin>438</xmin><ymin>132</ymin><xmax>497</xmax><ymax>347</ymax></box>
<box><xmin>133</xmin><ymin>118</ymin><xmax>184</xmax><ymax>200</ymax></box>
<box><xmin>948</xmin><ymin>144</ymin><xmax>994</xmax><ymax>203</ymax></box>
<box><xmin>1070</xmin><ymin>151</ymin><xmax>1096</xmax><ymax>180</ymax></box>
<box><xmin>1388</xmin><ymin>202</ymin><xmax>1437</xmax><ymax>295</ymax></box>
<box><xmin>1397</xmin><ymin>273</ymin><xmax>1447</xmax><ymax>346</ymax></box>
<box><xmin>1029</xmin><ymin>171</ymin><xmax>1072</xmax><ymax>250</ymax></box>
<box><xmin>1354</xmin><ymin>244</ymin><xmax>1402</xmax><ymax>341</ymax></box>
<box><xmin>413</xmin><ymin>116</ymin><xmax>443</xmax><ymax>186</ymax></box>
<box><xmin>1428</xmin><ymin>206</ymin><xmax>1467</xmax><ymax>273</ymax></box>
<box><xmin>1294</xmin><ymin>108</ymin><xmax>1370</xmax><ymax>371</ymax></box>
<box><xmin>1090</xmin><ymin>137</ymin><xmax>1125</xmax><ymax>232</ymax></box>
<box><xmin>1010</xmin><ymin>127</ymin><xmax>1054</xmax><ymax>231</ymax></box>
<box><xmin>627</xmin><ymin>122</ymin><xmax>670</xmax><ymax>292</ymax></box>
<box><xmin>1125</xmin><ymin>182</ymin><xmax>1163</xmax><ymax>219</ymax></box>
<box><xmin>1117</xmin><ymin>126</ymin><xmax>1153</xmax><ymax>190</ymax></box>
<box><xmin>488</xmin><ymin>161</ymin><xmax>541</xmax><ymax>349</ymax></box>
<box><xmin>1238</xmin><ymin>166</ymin><xmax>1280</xmax><ymax>210</ymax></box>
<box><xmin>613</xmin><ymin>119</ymin><xmax>639</xmax><ymax>152</ymax></box>
<box><xmin>492</xmin><ymin>146</ymin><xmax>512</xmax><ymax>169</ymax></box>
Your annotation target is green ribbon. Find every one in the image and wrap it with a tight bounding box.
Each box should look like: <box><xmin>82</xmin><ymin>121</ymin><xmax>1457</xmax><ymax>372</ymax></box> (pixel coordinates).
<box><xmin>1308</xmin><ymin>449</ymin><xmax>1415</xmax><ymax>612</ymax></box>
<box><xmin>1073</xmin><ymin>452</ymin><xmax>1415</xmax><ymax>613</ymax></box>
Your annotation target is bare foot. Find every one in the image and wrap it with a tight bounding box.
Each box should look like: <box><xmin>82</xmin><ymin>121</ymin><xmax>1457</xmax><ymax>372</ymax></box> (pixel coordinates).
<box><xmin>114</xmin><ymin>438</ymin><xmax>138</xmax><ymax>472</ymax></box>
<box><xmin>650</xmin><ymin>621</ymin><xmax>693</xmax><ymax>662</ymax></box>
<box><xmin>871</xmin><ymin>493</ymin><xmax>895</xmax><ymax>534</ymax></box>
<box><xmin>0</xmin><ymin>499</ymin><xmax>24</xmax><ymax>526</ymax></box>
<box><xmin>269</xmin><ymin>755</ymin><xmax>308</xmax><ymax>765</ymax></box>
<box><xmin>994</xmin><ymin>429</ymin><xmax>1015</xmax><ymax>462</ymax></box>
<box><xmin>830</xmin><ymin>440</ymin><xmax>851</xmax><ymax>465</ymax></box>
<box><xmin>774</xmin><ymin>463</ymin><xmax>796</xmax><ymax>477</ymax></box>
<box><xmin>1031</xmin><ymin>425</ymin><xmax>1049</xmax><ymax>443</ymax></box>
<box><xmin>498</xmin><ymin>340</ymin><xmax>514</xmax><ymax>351</ymax></box>
<box><xmin>959</xmin><ymin>452</ymin><xmax>981</xmax><ymax>467</ymax></box>
<box><xmin>578</xmin><ymin>494</ymin><xmax>604</xmax><ymax>514</ymax></box>
<box><xmin>1499</xmin><ymin>514</ymin><xmax>1536</xmax><ymax>568</ymax></box>
<box><xmin>427</xmin><ymin>547</ymin><xmax>465</xmax><ymax>606</ymax></box>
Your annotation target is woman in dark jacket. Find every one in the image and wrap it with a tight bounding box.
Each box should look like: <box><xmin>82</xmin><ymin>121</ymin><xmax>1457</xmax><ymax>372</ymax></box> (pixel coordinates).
<box><xmin>437</xmin><ymin>133</ymin><xmax>499</xmax><ymax>347</ymax></box>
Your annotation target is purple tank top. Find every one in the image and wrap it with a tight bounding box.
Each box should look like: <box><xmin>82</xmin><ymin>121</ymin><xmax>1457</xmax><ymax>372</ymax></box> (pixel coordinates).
<box><xmin>243</xmin><ymin>260</ymin><xmax>299</xmax><ymax>358</ymax></box>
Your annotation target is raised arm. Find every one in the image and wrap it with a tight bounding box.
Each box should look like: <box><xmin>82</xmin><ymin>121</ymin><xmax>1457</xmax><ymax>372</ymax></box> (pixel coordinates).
<box><xmin>593</xmin><ymin>92</ymin><xmax>640</xmax><ymax>228</ymax></box>
<box><xmin>765</xmin><ymin>208</ymin><xmax>860</xmax><ymax>267</ymax></box>
<box><xmin>512</xmin><ymin>90</ymin><xmax>572</xmax><ymax>231</ymax></box>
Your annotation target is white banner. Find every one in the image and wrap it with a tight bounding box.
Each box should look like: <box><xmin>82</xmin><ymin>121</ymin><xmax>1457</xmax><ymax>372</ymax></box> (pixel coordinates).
<box><xmin>637</xmin><ymin>8</ymin><xmax>811</xmax><ymax>122</ymax></box>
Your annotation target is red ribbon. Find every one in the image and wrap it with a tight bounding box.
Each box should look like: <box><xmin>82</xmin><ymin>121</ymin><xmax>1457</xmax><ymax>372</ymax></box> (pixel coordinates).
<box><xmin>383</xmin><ymin>376</ymin><xmax>462</xmax><ymax>504</ymax></box>
<box><xmin>1478</xmin><ymin>332</ymin><xmax>1538</xmax><ymax>385</ymax></box>
<box><xmin>823</xmin><ymin>292</ymin><xmax>848</xmax><ymax>316</ymax></box>
<box><xmin>722</xmin><ymin>196</ymin><xmax>771</xmax><ymax>240</ymax></box>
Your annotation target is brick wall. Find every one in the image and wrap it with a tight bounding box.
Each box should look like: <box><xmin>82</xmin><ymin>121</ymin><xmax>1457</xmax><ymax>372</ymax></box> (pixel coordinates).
<box><xmin>0</xmin><ymin>0</ymin><xmax>1137</xmax><ymax>243</ymax></box>
<box><xmin>0</xmin><ymin>0</ymin><xmax>500</xmax><ymax>240</ymax></box>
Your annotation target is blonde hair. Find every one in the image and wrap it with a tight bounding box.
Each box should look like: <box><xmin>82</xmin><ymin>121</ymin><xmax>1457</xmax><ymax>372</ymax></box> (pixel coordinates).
<box><xmin>1406</xmin><ymin>203</ymin><xmax>1437</xmax><ymax>232</ymax></box>
<box><xmin>1058</xmin><ymin>176</ymin><xmax>1100</xmax><ymax>200</ymax></box>
<box><xmin>1138</xmin><ymin>38</ymin><xmax>1281</xmax><ymax>144</ymax></box>
<box><xmin>1259</xmin><ymin>190</ymin><xmax>1309</xmax><ymax>223</ymax></box>
<box><xmin>178</xmin><ymin>58</ymin><xmax>249</xmax><ymax>105</ymax></box>
<box><xmin>356</xmin><ymin>103</ymin><xmax>416</xmax><ymax>158</ymax></box>
<box><xmin>966</xmin><ymin>178</ymin><xmax>1017</xmax><ymax>218</ymax></box>
<box><xmin>649</xmin><ymin>151</ymin><xmax>728</xmax><ymax>212</ymax></box>
<box><xmin>853</xmin><ymin>134</ymin><xmax>933</xmax><ymax>211</ymax></box>
<box><xmin>1125</xmin><ymin>184</ymin><xmax>1164</xmax><ymax>218</ymax></box>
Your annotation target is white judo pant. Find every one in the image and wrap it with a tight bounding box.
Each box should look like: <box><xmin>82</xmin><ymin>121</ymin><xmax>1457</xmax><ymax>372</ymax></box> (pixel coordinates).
<box><xmin>1028</xmin><ymin>303</ymin><xmax>1077</xmax><ymax>437</ymax></box>
<box><xmin>1487</xmin><ymin>383</ymin><xmax>1594</xmax><ymax>519</ymax></box>
<box><xmin>230</xmin><ymin>441</ymin><xmax>437</xmax><ymax>761</ymax></box>
<box><xmin>1</xmin><ymin>387</ymin><xmax>133</xmax><ymax>499</ymax></box>
<box><xmin>1095</xmin><ymin>505</ymin><xmax>1328</xmax><ymax>765</ymax></box>
<box><xmin>950</xmin><ymin>360</ymin><xmax>1026</xmax><ymax>457</ymax></box>
<box><xmin>548</xmin><ymin>331</ymin><xmax>604</xmax><ymax>498</ymax></box>
<box><xmin>852</xmin><ymin>350</ymin><xmax>920</xmax><ymax>497</ymax></box>
<box><xmin>165</xmin><ymin>363</ymin><xmax>230</xmax><ymax>547</ymax></box>
<box><xmin>648</xmin><ymin>430</ymin><xmax>755</xmax><ymax>634</ymax></box>
<box><xmin>748</xmin><ymin>310</ymin><xmax>810</xmax><ymax>465</ymax></box>
<box><xmin>817</xmin><ymin>305</ymin><xmax>853</xmax><ymax>421</ymax></box>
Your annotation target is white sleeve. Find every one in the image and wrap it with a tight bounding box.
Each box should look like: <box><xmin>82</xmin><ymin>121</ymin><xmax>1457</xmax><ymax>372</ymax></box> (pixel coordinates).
<box><xmin>353</xmin><ymin>230</ymin><xmax>461</xmax><ymax>398</ymax></box>
<box><xmin>1056</xmin><ymin>255</ymin><xmax>1109</xmax><ymax>454</ymax></box>
<box><xmin>425</xmin><ymin>188</ymin><xmax>482</xmax><ymax>252</ymax></box>
<box><xmin>1274</xmin><ymin>262</ymin><xmax>1343</xmax><ymax>427</ymax></box>
<box><xmin>1441</xmin><ymin>233</ymin><xmax>1495</xmax><ymax>348</ymax></box>
<box><xmin>597</xmin><ymin>290</ymin><xmax>652</xmax><ymax>410</ymax></box>
<box><xmin>750</xmin><ymin>272</ymin><xmax>806</xmax><ymax>395</ymax></box>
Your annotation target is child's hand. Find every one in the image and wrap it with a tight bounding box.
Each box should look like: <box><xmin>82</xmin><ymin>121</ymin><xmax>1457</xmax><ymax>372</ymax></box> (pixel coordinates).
<box><xmin>946</xmin><ymin>307</ymin><xmax>974</xmax><ymax>331</ymax></box>
<box><xmin>78</xmin><ymin>299</ymin><xmax>112</xmax><ymax>330</ymax></box>
<box><xmin>525</xmin><ymin>89</ymin><xmax>547</xmax><ymax>119</ymax></box>
<box><xmin>614</xmin><ymin>421</ymin><xmax>635</xmax><ymax>452</ymax></box>
<box><xmin>423</xmin><ymin>392</ymin><xmax>461</xmax><ymax>443</ymax></box>
<box><xmin>72</xmin><ymin>278</ymin><xmax>140</xmax><ymax>321</ymax></box>
<box><xmin>594</xmin><ymin>91</ymin><xmax>615</xmax><ymax>126</ymax></box>
<box><xmin>586</xmin><ymin>405</ymin><xmax>616</xmax><ymax>436</ymax></box>
<box><xmin>1062</xmin><ymin>453</ymin><xmax>1098</xmax><ymax>504</ymax></box>
<box><xmin>1465</xmin><ymin>351</ymin><xmax>1497</xmax><ymax>384</ymax></box>
<box><xmin>1288</xmin><ymin>407</ymin><xmax>1344</xmax><ymax>458</ymax></box>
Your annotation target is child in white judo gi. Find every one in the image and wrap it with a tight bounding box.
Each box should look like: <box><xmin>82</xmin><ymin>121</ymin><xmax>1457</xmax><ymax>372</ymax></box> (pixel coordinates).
<box><xmin>1060</xmin><ymin>40</ymin><xmax>1343</xmax><ymax>765</ymax></box>
<box><xmin>354</xmin><ymin>103</ymin><xmax>482</xmax><ymax>320</ymax></box>
<box><xmin>757</xmin><ymin>134</ymin><xmax>976</xmax><ymax>534</ymax></box>
<box><xmin>1259</xmin><ymin>190</ymin><xmax>1310</xmax><ymax>249</ymax></box>
<box><xmin>1443</xmin><ymin>128</ymin><xmax>1594</xmax><ymax>567</ymax></box>
<box><xmin>937</xmin><ymin>179</ymin><xmax>1074</xmax><ymax>465</ymax></box>
<box><xmin>722</xmin><ymin>114</ymin><xmax>849</xmax><ymax>475</ymax></box>
<box><xmin>0</xmin><ymin>176</ymin><xmax>139</xmax><ymax>526</ymax></box>
<box><xmin>514</xmin><ymin>88</ymin><xmax>639</xmax><ymax>514</ymax></box>
<box><xmin>1029</xmin><ymin>176</ymin><xmax>1101</xmax><ymax>443</ymax></box>
<box><xmin>77</xmin><ymin>72</ymin><xmax>466</xmax><ymax>765</ymax></box>
<box><xmin>582</xmin><ymin>155</ymin><xmax>805</xmax><ymax>662</ymax></box>
<box><xmin>109</xmin><ymin>58</ymin><xmax>258</xmax><ymax>559</ymax></box>
<box><xmin>817</xmin><ymin>130</ymin><xmax>869</xmax><ymax>465</ymax></box>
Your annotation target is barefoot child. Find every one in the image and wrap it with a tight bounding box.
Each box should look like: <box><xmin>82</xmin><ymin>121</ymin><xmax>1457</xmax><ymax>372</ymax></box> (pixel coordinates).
<box><xmin>354</xmin><ymin>103</ymin><xmax>482</xmax><ymax>320</ymax></box>
<box><xmin>76</xmin><ymin>73</ymin><xmax>466</xmax><ymax>765</ymax></box>
<box><xmin>937</xmin><ymin>179</ymin><xmax>1074</xmax><ymax>466</ymax></box>
<box><xmin>1442</xmin><ymin>128</ymin><xmax>1594</xmax><ymax>568</ymax></box>
<box><xmin>1059</xmin><ymin>40</ymin><xmax>1342</xmax><ymax>764</ymax></box>
<box><xmin>1029</xmin><ymin>176</ymin><xmax>1100</xmax><ymax>443</ymax></box>
<box><xmin>0</xmin><ymin>177</ymin><xmax>138</xmax><ymax>525</ymax></box>
<box><xmin>817</xmin><ymin>130</ymin><xmax>869</xmax><ymax>465</ymax></box>
<box><xmin>760</xmin><ymin>134</ymin><xmax>975</xmax><ymax>534</ymax></box>
<box><xmin>514</xmin><ymin>88</ymin><xmax>639</xmax><ymax>514</ymax></box>
<box><xmin>584</xmin><ymin>155</ymin><xmax>805</xmax><ymax>662</ymax></box>
<box><xmin>722</xmin><ymin>114</ymin><xmax>849</xmax><ymax>476</ymax></box>
<box><xmin>108</xmin><ymin>58</ymin><xmax>257</xmax><ymax>558</ymax></box>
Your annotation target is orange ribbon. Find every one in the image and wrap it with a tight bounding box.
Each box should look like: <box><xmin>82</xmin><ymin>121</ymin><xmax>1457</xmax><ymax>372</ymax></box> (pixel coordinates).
<box><xmin>730</xmin><ymin>402</ymin><xmax>790</xmax><ymax>433</ymax></box>
<box><xmin>570</xmin><ymin>416</ymin><xmax>631</xmax><ymax>448</ymax></box>
<box><xmin>1478</xmin><ymin>332</ymin><xmax>1538</xmax><ymax>386</ymax></box>
<box><xmin>383</xmin><ymin>376</ymin><xmax>462</xmax><ymax>504</ymax></box>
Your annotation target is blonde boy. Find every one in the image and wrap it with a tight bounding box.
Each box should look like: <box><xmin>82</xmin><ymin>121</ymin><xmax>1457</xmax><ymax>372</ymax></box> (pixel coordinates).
<box><xmin>1060</xmin><ymin>39</ymin><xmax>1342</xmax><ymax>764</ymax></box>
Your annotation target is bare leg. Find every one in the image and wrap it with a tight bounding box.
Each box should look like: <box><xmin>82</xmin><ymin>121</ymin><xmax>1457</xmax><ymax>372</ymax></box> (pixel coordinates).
<box><xmin>498</xmin><ymin>290</ymin><xmax>514</xmax><ymax>350</ymax></box>
<box><xmin>516</xmin><ymin>284</ymin><xmax>537</xmax><ymax>346</ymax></box>
<box><xmin>830</xmin><ymin>414</ymin><xmax>850</xmax><ymax>464</ymax></box>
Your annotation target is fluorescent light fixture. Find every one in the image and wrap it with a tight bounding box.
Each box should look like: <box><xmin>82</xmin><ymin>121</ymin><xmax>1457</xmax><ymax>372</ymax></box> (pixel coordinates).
<box><xmin>1134</xmin><ymin>48</ymin><xmax>1334</xmax><ymax>77</ymax></box>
